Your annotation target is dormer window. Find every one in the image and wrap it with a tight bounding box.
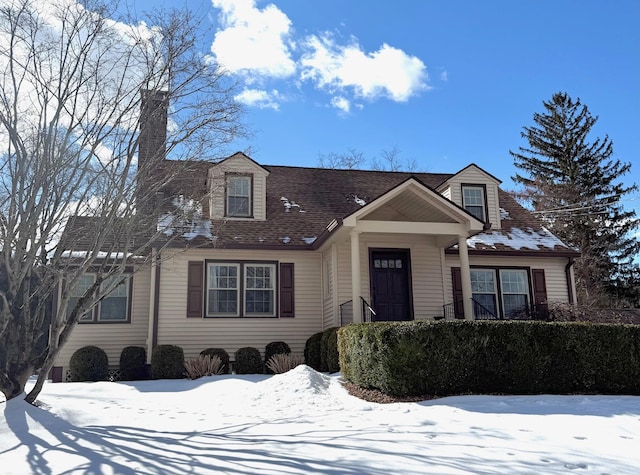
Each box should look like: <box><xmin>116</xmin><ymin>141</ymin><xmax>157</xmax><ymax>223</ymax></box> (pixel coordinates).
<box><xmin>462</xmin><ymin>185</ymin><xmax>486</xmax><ymax>222</ymax></box>
<box><xmin>226</xmin><ymin>174</ymin><xmax>252</xmax><ymax>217</ymax></box>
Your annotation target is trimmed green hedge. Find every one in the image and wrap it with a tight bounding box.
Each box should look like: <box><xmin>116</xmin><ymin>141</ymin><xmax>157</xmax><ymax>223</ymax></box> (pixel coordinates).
<box><xmin>304</xmin><ymin>331</ymin><xmax>323</xmax><ymax>371</ymax></box>
<box><xmin>338</xmin><ymin>320</ymin><xmax>640</xmax><ymax>397</ymax></box>
<box><xmin>200</xmin><ymin>348</ymin><xmax>230</xmax><ymax>374</ymax></box>
<box><xmin>151</xmin><ymin>345</ymin><xmax>185</xmax><ymax>379</ymax></box>
<box><xmin>321</xmin><ymin>327</ymin><xmax>340</xmax><ymax>373</ymax></box>
<box><xmin>70</xmin><ymin>345</ymin><xmax>109</xmax><ymax>382</ymax></box>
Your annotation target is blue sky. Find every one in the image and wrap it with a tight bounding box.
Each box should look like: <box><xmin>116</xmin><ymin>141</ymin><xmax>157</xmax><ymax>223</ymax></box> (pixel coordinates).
<box><xmin>131</xmin><ymin>0</ymin><xmax>639</xmax><ymax>210</ymax></box>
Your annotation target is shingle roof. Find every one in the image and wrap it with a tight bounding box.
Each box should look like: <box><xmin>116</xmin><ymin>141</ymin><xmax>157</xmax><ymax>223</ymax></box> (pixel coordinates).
<box><xmin>60</xmin><ymin>160</ymin><xmax>578</xmax><ymax>256</ymax></box>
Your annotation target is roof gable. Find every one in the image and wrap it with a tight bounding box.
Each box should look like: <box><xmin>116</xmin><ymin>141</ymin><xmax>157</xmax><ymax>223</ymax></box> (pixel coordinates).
<box><xmin>343</xmin><ymin>176</ymin><xmax>484</xmax><ymax>229</ymax></box>
<box><xmin>211</xmin><ymin>151</ymin><xmax>270</xmax><ymax>176</ymax></box>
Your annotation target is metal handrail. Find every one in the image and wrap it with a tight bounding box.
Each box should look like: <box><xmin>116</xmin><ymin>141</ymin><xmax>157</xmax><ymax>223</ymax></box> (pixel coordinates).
<box><xmin>339</xmin><ymin>297</ymin><xmax>376</xmax><ymax>325</ymax></box>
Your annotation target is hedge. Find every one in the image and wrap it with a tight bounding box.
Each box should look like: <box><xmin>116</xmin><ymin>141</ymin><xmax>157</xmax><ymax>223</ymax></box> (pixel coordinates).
<box><xmin>338</xmin><ymin>320</ymin><xmax>640</xmax><ymax>397</ymax></box>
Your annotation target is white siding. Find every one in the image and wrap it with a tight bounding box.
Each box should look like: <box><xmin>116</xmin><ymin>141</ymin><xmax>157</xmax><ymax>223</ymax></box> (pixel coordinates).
<box><xmin>157</xmin><ymin>249</ymin><xmax>322</xmax><ymax>358</ymax></box>
<box><xmin>443</xmin><ymin>255</ymin><xmax>571</xmax><ymax>305</ymax></box>
<box><xmin>55</xmin><ymin>267</ymin><xmax>152</xmax><ymax>375</ymax></box>
<box><xmin>208</xmin><ymin>155</ymin><xmax>268</xmax><ymax>221</ymax></box>
<box><xmin>333</xmin><ymin>233</ymin><xmax>447</xmax><ymax>321</ymax></box>
<box><xmin>446</xmin><ymin>167</ymin><xmax>501</xmax><ymax>229</ymax></box>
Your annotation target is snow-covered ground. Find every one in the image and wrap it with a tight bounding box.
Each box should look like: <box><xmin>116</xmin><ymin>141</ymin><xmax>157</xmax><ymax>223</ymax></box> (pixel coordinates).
<box><xmin>1</xmin><ymin>366</ymin><xmax>639</xmax><ymax>474</ymax></box>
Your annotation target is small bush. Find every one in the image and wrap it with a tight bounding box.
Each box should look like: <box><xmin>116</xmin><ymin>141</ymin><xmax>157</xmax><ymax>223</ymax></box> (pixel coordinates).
<box><xmin>234</xmin><ymin>347</ymin><xmax>263</xmax><ymax>374</ymax></box>
<box><xmin>119</xmin><ymin>346</ymin><xmax>147</xmax><ymax>381</ymax></box>
<box><xmin>151</xmin><ymin>345</ymin><xmax>185</xmax><ymax>379</ymax></box>
<box><xmin>200</xmin><ymin>348</ymin><xmax>230</xmax><ymax>374</ymax></box>
<box><xmin>321</xmin><ymin>327</ymin><xmax>340</xmax><ymax>373</ymax></box>
<box><xmin>185</xmin><ymin>355</ymin><xmax>224</xmax><ymax>379</ymax></box>
<box><xmin>304</xmin><ymin>332</ymin><xmax>323</xmax><ymax>371</ymax></box>
<box><xmin>264</xmin><ymin>341</ymin><xmax>291</xmax><ymax>374</ymax></box>
<box><xmin>70</xmin><ymin>345</ymin><xmax>109</xmax><ymax>382</ymax></box>
<box><xmin>266</xmin><ymin>353</ymin><xmax>305</xmax><ymax>374</ymax></box>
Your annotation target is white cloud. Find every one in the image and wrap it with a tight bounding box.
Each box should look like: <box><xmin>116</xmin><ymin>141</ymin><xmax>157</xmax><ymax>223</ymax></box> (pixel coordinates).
<box><xmin>440</xmin><ymin>70</ymin><xmax>448</xmax><ymax>82</ymax></box>
<box><xmin>330</xmin><ymin>96</ymin><xmax>350</xmax><ymax>113</ymax></box>
<box><xmin>234</xmin><ymin>88</ymin><xmax>281</xmax><ymax>110</ymax></box>
<box><xmin>210</xmin><ymin>1</ymin><xmax>430</xmax><ymax>111</ymax></box>
<box><xmin>301</xmin><ymin>35</ymin><xmax>428</xmax><ymax>102</ymax></box>
<box><xmin>210</xmin><ymin>0</ymin><xmax>296</xmax><ymax>79</ymax></box>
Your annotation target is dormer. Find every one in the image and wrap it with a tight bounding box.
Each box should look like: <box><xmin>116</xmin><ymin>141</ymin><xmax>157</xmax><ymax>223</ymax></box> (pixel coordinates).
<box><xmin>208</xmin><ymin>152</ymin><xmax>269</xmax><ymax>221</ymax></box>
<box><xmin>436</xmin><ymin>164</ymin><xmax>503</xmax><ymax>229</ymax></box>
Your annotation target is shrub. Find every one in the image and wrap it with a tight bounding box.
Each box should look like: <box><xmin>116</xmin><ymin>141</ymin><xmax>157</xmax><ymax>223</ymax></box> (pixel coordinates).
<box><xmin>185</xmin><ymin>355</ymin><xmax>224</xmax><ymax>379</ymax></box>
<box><xmin>264</xmin><ymin>341</ymin><xmax>291</xmax><ymax>374</ymax></box>
<box><xmin>234</xmin><ymin>347</ymin><xmax>263</xmax><ymax>374</ymax></box>
<box><xmin>70</xmin><ymin>345</ymin><xmax>109</xmax><ymax>382</ymax></box>
<box><xmin>151</xmin><ymin>345</ymin><xmax>185</xmax><ymax>379</ymax></box>
<box><xmin>338</xmin><ymin>320</ymin><xmax>640</xmax><ymax>397</ymax></box>
<box><xmin>266</xmin><ymin>353</ymin><xmax>305</xmax><ymax>374</ymax></box>
<box><xmin>321</xmin><ymin>327</ymin><xmax>340</xmax><ymax>373</ymax></box>
<box><xmin>119</xmin><ymin>346</ymin><xmax>147</xmax><ymax>381</ymax></box>
<box><xmin>304</xmin><ymin>332</ymin><xmax>323</xmax><ymax>371</ymax></box>
<box><xmin>200</xmin><ymin>348</ymin><xmax>230</xmax><ymax>374</ymax></box>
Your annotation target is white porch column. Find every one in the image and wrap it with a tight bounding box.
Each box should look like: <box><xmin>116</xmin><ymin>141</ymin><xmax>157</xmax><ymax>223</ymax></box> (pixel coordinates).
<box><xmin>351</xmin><ymin>230</ymin><xmax>362</xmax><ymax>323</ymax></box>
<box><xmin>458</xmin><ymin>235</ymin><xmax>473</xmax><ymax>320</ymax></box>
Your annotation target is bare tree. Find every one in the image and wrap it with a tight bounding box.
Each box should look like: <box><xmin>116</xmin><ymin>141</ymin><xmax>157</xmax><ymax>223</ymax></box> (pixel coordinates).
<box><xmin>371</xmin><ymin>145</ymin><xmax>419</xmax><ymax>172</ymax></box>
<box><xmin>317</xmin><ymin>148</ymin><xmax>365</xmax><ymax>169</ymax></box>
<box><xmin>0</xmin><ymin>0</ymin><xmax>243</xmax><ymax>403</ymax></box>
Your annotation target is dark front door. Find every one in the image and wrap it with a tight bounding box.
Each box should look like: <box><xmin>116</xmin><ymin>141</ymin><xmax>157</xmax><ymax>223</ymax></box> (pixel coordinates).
<box><xmin>370</xmin><ymin>250</ymin><xmax>412</xmax><ymax>321</ymax></box>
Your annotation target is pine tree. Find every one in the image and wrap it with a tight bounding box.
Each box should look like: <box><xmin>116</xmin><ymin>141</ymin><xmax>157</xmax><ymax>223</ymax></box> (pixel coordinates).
<box><xmin>510</xmin><ymin>92</ymin><xmax>639</xmax><ymax>306</ymax></box>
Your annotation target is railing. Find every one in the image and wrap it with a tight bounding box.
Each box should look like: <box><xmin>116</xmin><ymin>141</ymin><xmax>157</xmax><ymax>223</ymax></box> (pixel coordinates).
<box><xmin>442</xmin><ymin>299</ymin><xmax>550</xmax><ymax>321</ymax></box>
<box><xmin>339</xmin><ymin>297</ymin><xmax>376</xmax><ymax>326</ymax></box>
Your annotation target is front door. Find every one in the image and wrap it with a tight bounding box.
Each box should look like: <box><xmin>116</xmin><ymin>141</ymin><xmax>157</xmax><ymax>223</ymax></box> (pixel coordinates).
<box><xmin>370</xmin><ymin>249</ymin><xmax>412</xmax><ymax>321</ymax></box>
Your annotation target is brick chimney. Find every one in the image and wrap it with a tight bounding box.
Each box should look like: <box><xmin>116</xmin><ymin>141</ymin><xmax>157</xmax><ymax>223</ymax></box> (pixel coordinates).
<box><xmin>139</xmin><ymin>89</ymin><xmax>168</xmax><ymax>169</ymax></box>
<box><xmin>137</xmin><ymin>89</ymin><xmax>168</xmax><ymax>214</ymax></box>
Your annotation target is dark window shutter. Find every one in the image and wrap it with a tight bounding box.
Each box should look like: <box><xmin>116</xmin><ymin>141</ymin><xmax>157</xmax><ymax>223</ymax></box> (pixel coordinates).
<box><xmin>280</xmin><ymin>263</ymin><xmax>295</xmax><ymax>317</ymax></box>
<box><xmin>451</xmin><ymin>267</ymin><xmax>464</xmax><ymax>318</ymax></box>
<box><xmin>531</xmin><ymin>269</ymin><xmax>548</xmax><ymax>318</ymax></box>
<box><xmin>187</xmin><ymin>261</ymin><xmax>204</xmax><ymax>318</ymax></box>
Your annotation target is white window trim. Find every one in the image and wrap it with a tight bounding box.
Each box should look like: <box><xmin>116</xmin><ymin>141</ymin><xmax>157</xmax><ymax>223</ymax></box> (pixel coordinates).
<box><xmin>462</xmin><ymin>185</ymin><xmax>486</xmax><ymax>222</ymax></box>
<box><xmin>207</xmin><ymin>263</ymin><xmax>241</xmax><ymax>317</ymax></box>
<box><xmin>470</xmin><ymin>269</ymin><xmax>498</xmax><ymax>317</ymax></box>
<box><xmin>470</xmin><ymin>267</ymin><xmax>533</xmax><ymax>318</ymax></box>
<box><xmin>499</xmin><ymin>269</ymin><xmax>530</xmax><ymax>317</ymax></box>
<box><xmin>206</xmin><ymin>261</ymin><xmax>277</xmax><ymax>318</ymax></box>
<box><xmin>226</xmin><ymin>175</ymin><xmax>252</xmax><ymax>218</ymax></box>
<box><xmin>243</xmin><ymin>263</ymin><xmax>276</xmax><ymax>316</ymax></box>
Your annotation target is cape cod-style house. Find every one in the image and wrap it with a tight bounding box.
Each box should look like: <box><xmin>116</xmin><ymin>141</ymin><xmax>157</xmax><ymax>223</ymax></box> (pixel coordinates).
<box><xmin>50</xmin><ymin>92</ymin><xmax>579</xmax><ymax>381</ymax></box>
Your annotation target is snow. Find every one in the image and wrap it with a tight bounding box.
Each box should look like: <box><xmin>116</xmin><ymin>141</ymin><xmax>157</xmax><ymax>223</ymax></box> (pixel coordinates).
<box><xmin>354</xmin><ymin>195</ymin><xmax>366</xmax><ymax>206</ymax></box>
<box><xmin>1</xmin><ymin>366</ymin><xmax>638</xmax><ymax>474</ymax></box>
<box><xmin>157</xmin><ymin>196</ymin><xmax>214</xmax><ymax>241</ymax></box>
<box><xmin>302</xmin><ymin>236</ymin><xmax>316</xmax><ymax>244</ymax></box>
<box><xmin>468</xmin><ymin>227</ymin><xmax>568</xmax><ymax>251</ymax></box>
<box><xmin>281</xmin><ymin>196</ymin><xmax>303</xmax><ymax>213</ymax></box>
<box><xmin>499</xmin><ymin>207</ymin><xmax>512</xmax><ymax>220</ymax></box>
<box><xmin>280</xmin><ymin>236</ymin><xmax>291</xmax><ymax>244</ymax></box>
<box><xmin>59</xmin><ymin>251</ymin><xmax>133</xmax><ymax>259</ymax></box>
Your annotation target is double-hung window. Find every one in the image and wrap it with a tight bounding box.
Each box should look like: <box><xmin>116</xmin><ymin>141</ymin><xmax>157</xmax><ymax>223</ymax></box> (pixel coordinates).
<box><xmin>470</xmin><ymin>270</ymin><xmax>498</xmax><ymax>317</ymax></box>
<box><xmin>462</xmin><ymin>185</ymin><xmax>486</xmax><ymax>222</ymax></box>
<box><xmin>500</xmin><ymin>270</ymin><xmax>529</xmax><ymax>317</ymax></box>
<box><xmin>469</xmin><ymin>268</ymin><xmax>531</xmax><ymax>318</ymax></box>
<box><xmin>68</xmin><ymin>274</ymin><xmax>131</xmax><ymax>323</ymax></box>
<box><xmin>207</xmin><ymin>262</ymin><xmax>276</xmax><ymax>317</ymax></box>
<box><xmin>226</xmin><ymin>175</ymin><xmax>252</xmax><ymax>217</ymax></box>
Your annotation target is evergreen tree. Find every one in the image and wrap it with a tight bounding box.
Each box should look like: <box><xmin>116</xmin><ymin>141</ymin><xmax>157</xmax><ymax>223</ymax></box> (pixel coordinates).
<box><xmin>510</xmin><ymin>92</ymin><xmax>639</xmax><ymax>306</ymax></box>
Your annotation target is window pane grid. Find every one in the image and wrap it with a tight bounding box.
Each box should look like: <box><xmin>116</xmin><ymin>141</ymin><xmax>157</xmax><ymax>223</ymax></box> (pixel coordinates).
<box><xmin>462</xmin><ymin>186</ymin><xmax>485</xmax><ymax>221</ymax></box>
<box><xmin>245</xmin><ymin>265</ymin><xmax>275</xmax><ymax>315</ymax></box>
<box><xmin>207</xmin><ymin>263</ymin><xmax>275</xmax><ymax>317</ymax></box>
<box><xmin>500</xmin><ymin>270</ymin><xmax>529</xmax><ymax>316</ymax></box>
<box><xmin>227</xmin><ymin>176</ymin><xmax>251</xmax><ymax>216</ymax></box>
<box><xmin>208</xmin><ymin>264</ymin><xmax>240</xmax><ymax>315</ymax></box>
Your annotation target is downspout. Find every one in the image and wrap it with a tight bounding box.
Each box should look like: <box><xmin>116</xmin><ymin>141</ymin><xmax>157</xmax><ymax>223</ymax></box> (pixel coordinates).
<box><xmin>146</xmin><ymin>249</ymin><xmax>161</xmax><ymax>363</ymax></box>
<box><xmin>565</xmin><ymin>257</ymin><xmax>576</xmax><ymax>305</ymax></box>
